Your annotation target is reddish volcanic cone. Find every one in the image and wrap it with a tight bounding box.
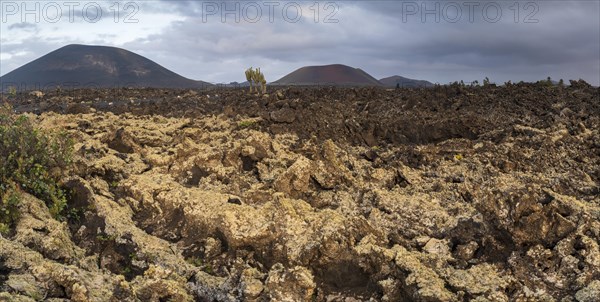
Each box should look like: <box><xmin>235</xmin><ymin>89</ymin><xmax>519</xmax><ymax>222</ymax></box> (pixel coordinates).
<box><xmin>272</xmin><ymin>64</ymin><xmax>382</xmax><ymax>86</ymax></box>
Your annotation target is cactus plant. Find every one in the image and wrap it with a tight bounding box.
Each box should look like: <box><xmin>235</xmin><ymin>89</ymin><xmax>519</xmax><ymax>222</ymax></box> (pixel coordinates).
<box><xmin>255</xmin><ymin>70</ymin><xmax>267</xmax><ymax>94</ymax></box>
<box><xmin>245</xmin><ymin>67</ymin><xmax>254</xmax><ymax>93</ymax></box>
<box><xmin>251</xmin><ymin>67</ymin><xmax>260</xmax><ymax>89</ymax></box>
<box><xmin>245</xmin><ymin>67</ymin><xmax>267</xmax><ymax>95</ymax></box>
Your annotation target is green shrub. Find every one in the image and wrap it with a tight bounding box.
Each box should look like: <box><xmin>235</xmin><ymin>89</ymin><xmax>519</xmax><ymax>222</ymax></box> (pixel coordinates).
<box><xmin>0</xmin><ymin>186</ymin><xmax>20</xmax><ymax>234</ymax></box>
<box><xmin>7</xmin><ymin>86</ymin><xmax>17</xmax><ymax>98</ymax></box>
<box><xmin>0</xmin><ymin>104</ymin><xmax>73</xmax><ymax>234</ymax></box>
<box><xmin>186</xmin><ymin>257</ymin><xmax>204</xmax><ymax>267</ymax></box>
<box><xmin>536</xmin><ymin>77</ymin><xmax>554</xmax><ymax>87</ymax></box>
<box><xmin>238</xmin><ymin>119</ymin><xmax>257</xmax><ymax>129</ymax></box>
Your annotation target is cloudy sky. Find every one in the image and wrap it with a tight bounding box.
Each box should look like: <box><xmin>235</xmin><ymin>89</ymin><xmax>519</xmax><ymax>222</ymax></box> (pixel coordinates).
<box><xmin>1</xmin><ymin>0</ymin><xmax>599</xmax><ymax>85</ymax></box>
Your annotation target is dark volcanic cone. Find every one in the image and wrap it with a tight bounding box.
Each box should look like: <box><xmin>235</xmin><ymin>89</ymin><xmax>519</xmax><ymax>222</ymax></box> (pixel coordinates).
<box><xmin>0</xmin><ymin>44</ymin><xmax>212</xmax><ymax>91</ymax></box>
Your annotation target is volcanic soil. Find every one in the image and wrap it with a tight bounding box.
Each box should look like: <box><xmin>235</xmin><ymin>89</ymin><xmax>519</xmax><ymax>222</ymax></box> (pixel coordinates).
<box><xmin>1</xmin><ymin>82</ymin><xmax>599</xmax><ymax>301</ymax></box>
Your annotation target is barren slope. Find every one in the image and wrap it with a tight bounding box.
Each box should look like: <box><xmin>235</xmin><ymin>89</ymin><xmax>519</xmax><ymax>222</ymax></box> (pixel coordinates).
<box><xmin>0</xmin><ymin>44</ymin><xmax>212</xmax><ymax>90</ymax></box>
<box><xmin>272</xmin><ymin>64</ymin><xmax>382</xmax><ymax>86</ymax></box>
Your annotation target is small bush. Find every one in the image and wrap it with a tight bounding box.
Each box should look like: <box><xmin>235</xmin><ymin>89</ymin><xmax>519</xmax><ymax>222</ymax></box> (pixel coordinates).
<box><xmin>186</xmin><ymin>257</ymin><xmax>204</xmax><ymax>267</ymax></box>
<box><xmin>0</xmin><ymin>185</ymin><xmax>20</xmax><ymax>234</ymax></box>
<box><xmin>238</xmin><ymin>119</ymin><xmax>258</xmax><ymax>129</ymax></box>
<box><xmin>7</xmin><ymin>86</ymin><xmax>17</xmax><ymax>98</ymax></box>
<box><xmin>536</xmin><ymin>77</ymin><xmax>554</xmax><ymax>87</ymax></box>
<box><xmin>0</xmin><ymin>104</ymin><xmax>73</xmax><ymax>234</ymax></box>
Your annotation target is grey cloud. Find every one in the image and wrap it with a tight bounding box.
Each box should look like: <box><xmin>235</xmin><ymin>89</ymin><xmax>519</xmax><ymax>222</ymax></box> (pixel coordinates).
<box><xmin>0</xmin><ymin>40</ymin><xmax>61</xmax><ymax>75</ymax></box>
<box><xmin>121</xmin><ymin>1</ymin><xmax>598</xmax><ymax>84</ymax></box>
<box><xmin>8</xmin><ymin>22</ymin><xmax>38</xmax><ymax>30</ymax></box>
<box><xmin>1</xmin><ymin>0</ymin><xmax>598</xmax><ymax>85</ymax></box>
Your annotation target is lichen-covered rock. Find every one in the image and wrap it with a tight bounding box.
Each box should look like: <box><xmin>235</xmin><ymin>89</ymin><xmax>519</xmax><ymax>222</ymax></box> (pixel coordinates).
<box><xmin>14</xmin><ymin>194</ymin><xmax>85</xmax><ymax>263</ymax></box>
<box><xmin>240</xmin><ymin>268</ymin><xmax>265</xmax><ymax>300</ymax></box>
<box><xmin>265</xmin><ymin>264</ymin><xmax>316</xmax><ymax>301</ymax></box>
<box><xmin>3</xmin><ymin>84</ymin><xmax>598</xmax><ymax>301</ymax></box>
<box><xmin>6</xmin><ymin>274</ymin><xmax>44</xmax><ymax>301</ymax></box>
<box><xmin>446</xmin><ymin>264</ymin><xmax>511</xmax><ymax>299</ymax></box>
<box><xmin>575</xmin><ymin>280</ymin><xmax>600</xmax><ymax>302</ymax></box>
<box><xmin>107</xmin><ymin>127</ymin><xmax>138</xmax><ymax>153</ymax></box>
<box><xmin>273</xmin><ymin>156</ymin><xmax>312</xmax><ymax>196</ymax></box>
<box><xmin>131</xmin><ymin>265</ymin><xmax>194</xmax><ymax>302</ymax></box>
<box><xmin>392</xmin><ymin>246</ymin><xmax>456</xmax><ymax>302</ymax></box>
<box><xmin>0</xmin><ymin>292</ymin><xmax>36</xmax><ymax>302</ymax></box>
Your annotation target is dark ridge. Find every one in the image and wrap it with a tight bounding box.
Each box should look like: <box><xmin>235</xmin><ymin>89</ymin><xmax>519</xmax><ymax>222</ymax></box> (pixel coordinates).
<box><xmin>0</xmin><ymin>44</ymin><xmax>212</xmax><ymax>91</ymax></box>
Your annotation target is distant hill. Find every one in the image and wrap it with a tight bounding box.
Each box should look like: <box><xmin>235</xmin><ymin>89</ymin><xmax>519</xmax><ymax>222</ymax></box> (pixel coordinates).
<box><xmin>0</xmin><ymin>44</ymin><xmax>212</xmax><ymax>91</ymax></box>
<box><xmin>271</xmin><ymin>64</ymin><xmax>382</xmax><ymax>86</ymax></box>
<box><xmin>379</xmin><ymin>75</ymin><xmax>433</xmax><ymax>88</ymax></box>
<box><xmin>216</xmin><ymin>81</ymin><xmax>251</xmax><ymax>87</ymax></box>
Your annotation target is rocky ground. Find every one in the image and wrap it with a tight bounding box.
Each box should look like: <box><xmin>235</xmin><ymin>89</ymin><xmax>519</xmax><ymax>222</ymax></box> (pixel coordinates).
<box><xmin>1</xmin><ymin>83</ymin><xmax>599</xmax><ymax>301</ymax></box>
